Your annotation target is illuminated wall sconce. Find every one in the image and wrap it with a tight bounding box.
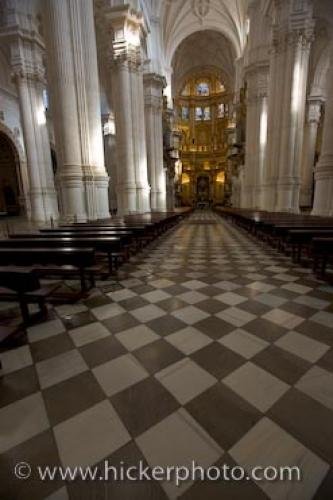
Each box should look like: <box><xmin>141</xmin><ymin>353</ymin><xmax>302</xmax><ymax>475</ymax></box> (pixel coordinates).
<box><xmin>181</xmin><ymin>173</ymin><xmax>190</xmax><ymax>184</ymax></box>
<box><xmin>216</xmin><ymin>171</ymin><xmax>225</xmax><ymax>183</ymax></box>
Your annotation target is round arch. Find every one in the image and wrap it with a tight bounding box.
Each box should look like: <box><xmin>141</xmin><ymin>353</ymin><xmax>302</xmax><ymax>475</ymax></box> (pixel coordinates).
<box><xmin>159</xmin><ymin>0</ymin><xmax>247</xmax><ymax>69</ymax></box>
<box><xmin>0</xmin><ymin>122</ymin><xmax>30</xmax><ymax>217</ymax></box>
<box><xmin>165</xmin><ymin>24</ymin><xmax>240</xmax><ymax>70</ymax></box>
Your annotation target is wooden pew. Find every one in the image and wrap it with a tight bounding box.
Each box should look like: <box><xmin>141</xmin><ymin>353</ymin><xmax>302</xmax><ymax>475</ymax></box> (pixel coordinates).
<box><xmin>312</xmin><ymin>238</ymin><xmax>333</xmax><ymax>278</ymax></box>
<box><xmin>286</xmin><ymin>229</ymin><xmax>333</xmax><ymax>262</ymax></box>
<box><xmin>3</xmin><ymin>236</ymin><xmax>124</xmax><ymax>272</ymax></box>
<box><xmin>0</xmin><ymin>267</ymin><xmax>61</xmax><ymax>323</ymax></box>
<box><xmin>0</xmin><ymin>247</ymin><xmax>96</xmax><ymax>291</ymax></box>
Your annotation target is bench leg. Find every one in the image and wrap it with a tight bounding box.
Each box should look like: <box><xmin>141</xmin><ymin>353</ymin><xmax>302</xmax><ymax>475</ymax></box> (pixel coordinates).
<box><xmin>38</xmin><ymin>299</ymin><xmax>48</xmax><ymax>317</ymax></box>
<box><xmin>107</xmin><ymin>252</ymin><xmax>113</xmax><ymax>274</ymax></box>
<box><xmin>79</xmin><ymin>270</ymin><xmax>87</xmax><ymax>292</ymax></box>
<box><xmin>19</xmin><ymin>299</ymin><xmax>30</xmax><ymax>324</ymax></box>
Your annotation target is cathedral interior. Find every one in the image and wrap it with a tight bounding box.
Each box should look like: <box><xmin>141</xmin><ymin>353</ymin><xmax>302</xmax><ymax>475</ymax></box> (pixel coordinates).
<box><xmin>0</xmin><ymin>1</ymin><xmax>333</xmax><ymax>499</ymax></box>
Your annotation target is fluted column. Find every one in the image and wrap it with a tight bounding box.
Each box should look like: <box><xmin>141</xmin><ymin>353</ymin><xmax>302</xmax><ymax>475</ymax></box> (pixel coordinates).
<box><xmin>300</xmin><ymin>99</ymin><xmax>322</xmax><ymax>207</ymax></box>
<box><xmin>13</xmin><ymin>73</ymin><xmax>58</xmax><ymax>223</ymax></box>
<box><xmin>275</xmin><ymin>19</ymin><xmax>314</xmax><ymax>211</ymax></box>
<box><xmin>144</xmin><ymin>73</ymin><xmax>167</xmax><ymax>211</ymax></box>
<box><xmin>312</xmin><ymin>53</ymin><xmax>333</xmax><ymax>216</ymax></box>
<box><xmin>43</xmin><ymin>0</ymin><xmax>109</xmax><ymax>221</ymax></box>
<box><xmin>262</xmin><ymin>32</ymin><xmax>283</xmax><ymax>210</ymax></box>
<box><xmin>107</xmin><ymin>6</ymin><xmax>150</xmax><ymax>214</ymax></box>
<box><xmin>243</xmin><ymin>66</ymin><xmax>268</xmax><ymax>209</ymax></box>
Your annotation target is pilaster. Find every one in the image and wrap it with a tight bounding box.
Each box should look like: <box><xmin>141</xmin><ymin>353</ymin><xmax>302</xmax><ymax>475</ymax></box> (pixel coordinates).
<box><xmin>312</xmin><ymin>50</ymin><xmax>333</xmax><ymax>216</ymax></box>
<box><xmin>107</xmin><ymin>5</ymin><xmax>150</xmax><ymax>214</ymax></box>
<box><xmin>144</xmin><ymin>72</ymin><xmax>167</xmax><ymax>211</ymax></box>
<box><xmin>43</xmin><ymin>0</ymin><xmax>109</xmax><ymax>222</ymax></box>
<box><xmin>5</xmin><ymin>9</ymin><xmax>59</xmax><ymax>222</ymax></box>
<box><xmin>300</xmin><ymin>98</ymin><xmax>322</xmax><ymax>207</ymax></box>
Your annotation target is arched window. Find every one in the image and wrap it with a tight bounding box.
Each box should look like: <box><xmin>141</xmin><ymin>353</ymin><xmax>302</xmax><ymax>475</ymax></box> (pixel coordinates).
<box><xmin>203</xmin><ymin>107</ymin><xmax>210</xmax><ymax>120</ymax></box>
<box><xmin>197</xmin><ymin>82</ymin><xmax>209</xmax><ymax>96</ymax></box>
<box><xmin>195</xmin><ymin>107</ymin><xmax>203</xmax><ymax>120</ymax></box>
<box><xmin>181</xmin><ymin>106</ymin><xmax>189</xmax><ymax>120</ymax></box>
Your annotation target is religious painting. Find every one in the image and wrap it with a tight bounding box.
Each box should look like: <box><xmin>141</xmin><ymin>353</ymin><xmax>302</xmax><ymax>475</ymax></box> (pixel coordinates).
<box><xmin>197</xmin><ymin>175</ymin><xmax>209</xmax><ymax>201</ymax></box>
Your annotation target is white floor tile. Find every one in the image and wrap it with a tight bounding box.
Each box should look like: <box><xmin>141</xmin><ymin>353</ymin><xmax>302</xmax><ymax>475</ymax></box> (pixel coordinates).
<box><xmin>54</xmin><ymin>400</ymin><xmax>130</xmax><ymax>467</ymax></box>
<box><xmin>91</xmin><ymin>303</ymin><xmax>126</xmax><ymax>321</ymax></box>
<box><xmin>136</xmin><ymin>408</ymin><xmax>222</xmax><ymax>499</ymax></box>
<box><xmin>0</xmin><ymin>392</ymin><xmax>49</xmax><ymax>453</ymax></box>
<box><xmin>93</xmin><ymin>353</ymin><xmax>148</xmax><ymax>396</ymax></box>
<box><xmin>296</xmin><ymin>366</ymin><xmax>333</xmax><ymax>411</ymax></box>
<box><xmin>166</xmin><ymin>327</ymin><xmax>212</xmax><ymax>354</ymax></box>
<box><xmin>130</xmin><ymin>304</ymin><xmax>166</xmax><ymax>322</ymax></box>
<box><xmin>27</xmin><ymin>319</ymin><xmax>65</xmax><ymax>343</ymax></box>
<box><xmin>219</xmin><ymin>329</ymin><xmax>268</xmax><ymax>359</ymax></box>
<box><xmin>0</xmin><ymin>345</ymin><xmax>32</xmax><ymax>375</ymax></box>
<box><xmin>172</xmin><ymin>306</ymin><xmax>209</xmax><ymax>325</ymax></box>
<box><xmin>36</xmin><ymin>350</ymin><xmax>88</xmax><ymax>389</ymax></box>
<box><xmin>230</xmin><ymin>417</ymin><xmax>329</xmax><ymax>500</ymax></box>
<box><xmin>69</xmin><ymin>322</ymin><xmax>110</xmax><ymax>347</ymax></box>
<box><xmin>116</xmin><ymin>325</ymin><xmax>159</xmax><ymax>351</ymax></box>
<box><xmin>222</xmin><ymin>362</ymin><xmax>289</xmax><ymax>412</ymax></box>
<box><xmin>155</xmin><ymin>358</ymin><xmax>216</xmax><ymax>404</ymax></box>
<box><xmin>275</xmin><ymin>331</ymin><xmax>329</xmax><ymax>363</ymax></box>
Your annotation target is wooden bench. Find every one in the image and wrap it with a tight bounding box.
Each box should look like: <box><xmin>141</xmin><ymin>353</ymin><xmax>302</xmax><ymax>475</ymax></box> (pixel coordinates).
<box><xmin>312</xmin><ymin>238</ymin><xmax>333</xmax><ymax>278</ymax></box>
<box><xmin>286</xmin><ymin>229</ymin><xmax>333</xmax><ymax>262</ymax></box>
<box><xmin>0</xmin><ymin>267</ymin><xmax>61</xmax><ymax>323</ymax></box>
<box><xmin>0</xmin><ymin>247</ymin><xmax>96</xmax><ymax>292</ymax></box>
<box><xmin>3</xmin><ymin>235</ymin><xmax>123</xmax><ymax>273</ymax></box>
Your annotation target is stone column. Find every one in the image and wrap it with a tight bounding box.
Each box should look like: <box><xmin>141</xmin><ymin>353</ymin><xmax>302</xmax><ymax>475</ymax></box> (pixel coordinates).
<box><xmin>263</xmin><ymin>1</ymin><xmax>314</xmax><ymax>213</ymax></box>
<box><xmin>43</xmin><ymin>0</ymin><xmax>109</xmax><ymax>221</ymax></box>
<box><xmin>312</xmin><ymin>53</ymin><xmax>333</xmax><ymax>216</ymax></box>
<box><xmin>144</xmin><ymin>73</ymin><xmax>167</xmax><ymax>211</ymax></box>
<box><xmin>13</xmin><ymin>73</ymin><xmax>58</xmax><ymax>223</ymax></box>
<box><xmin>103</xmin><ymin>114</ymin><xmax>118</xmax><ymax>214</ymax></box>
<box><xmin>107</xmin><ymin>6</ymin><xmax>150</xmax><ymax>214</ymax></box>
<box><xmin>243</xmin><ymin>66</ymin><xmax>269</xmax><ymax>209</ymax></box>
<box><xmin>273</xmin><ymin>1</ymin><xmax>314</xmax><ymax>212</ymax></box>
<box><xmin>262</xmin><ymin>29</ymin><xmax>284</xmax><ymax>211</ymax></box>
<box><xmin>299</xmin><ymin>99</ymin><xmax>322</xmax><ymax>207</ymax></box>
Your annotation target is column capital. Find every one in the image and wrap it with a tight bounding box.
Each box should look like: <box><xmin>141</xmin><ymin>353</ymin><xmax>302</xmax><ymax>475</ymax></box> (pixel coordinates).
<box><xmin>143</xmin><ymin>73</ymin><xmax>166</xmax><ymax>109</ymax></box>
<box><xmin>143</xmin><ymin>73</ymin><xmax>166</xmax><ymax>89</ymax></box>
<box><xmin>106</xmin><ymin>5</ymin><xmax>146</xmax><ymax>69</ymax></box>
<box><xmin>306</xmin><ymin>98</ymin><xmax>323</xmax><ymax>123</ymax></box>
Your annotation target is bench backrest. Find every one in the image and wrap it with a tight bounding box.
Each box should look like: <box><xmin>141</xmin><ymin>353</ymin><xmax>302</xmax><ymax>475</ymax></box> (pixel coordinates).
<box><xmin>0</xmin><ymin>268</ymin><xmax>40</xmax><ymax>292</ymax></box>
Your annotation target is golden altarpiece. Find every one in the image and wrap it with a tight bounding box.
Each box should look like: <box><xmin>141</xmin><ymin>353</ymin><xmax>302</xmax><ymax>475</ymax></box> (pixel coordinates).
<box><xmin>174</xmin><ymin>71</ymin><xmax>234</xmax><ymax>207</ymax></box>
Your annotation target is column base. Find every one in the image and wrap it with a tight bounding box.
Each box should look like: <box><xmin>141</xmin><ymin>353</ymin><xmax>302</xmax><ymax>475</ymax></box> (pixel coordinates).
<box><xmin>117</xmin><ymin>183</ymin><xmax>138</xmax><ymax>215</ymax></box>
<box><xmin>299</xmin><ymin>188</ymin><xmax>313</xmax><ymax>209</ymax></box>
<box><xmin>275</xmin><ymin>178</ymin><xmax>300</xmax><ymax>213</ymax></box>
<box><xmin>94</xmin><ymin>174</ymin><xmax>110</xmax><ymax>219</ymax></box>
<box><xmin>57</xmin><ymin>170</ymin><xmax>88</xmax><ymax>222</ymax></box>
<box><xmin>312</xmin><ymin>164</ymin><xmax>333</xmax><ymax>216</ymax></box>
<box><xmin>29</xmin><ymin>189</ymin><xmax>56</xmax><ymax>223</ymax></box>
<box><xmin>151</xmin><ymin>189</ymin><xmax>167</xmax><ymax>211</ymax></box>
<box><xmin>260</xmin><ymin>183</ymin><xmax>276</xmax><ymax>211</ymax></box>
<box><xmin>136</xmin><ymin>184</ymin><xmax>151</xmax><ymax>213</ymax></box>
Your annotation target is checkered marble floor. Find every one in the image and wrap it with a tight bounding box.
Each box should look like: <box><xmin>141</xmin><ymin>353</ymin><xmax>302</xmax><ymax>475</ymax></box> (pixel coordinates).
<box><xmin>1</xmin><ymin>211</ymin><xmax>333</xmax><ymax>499</ymax></box>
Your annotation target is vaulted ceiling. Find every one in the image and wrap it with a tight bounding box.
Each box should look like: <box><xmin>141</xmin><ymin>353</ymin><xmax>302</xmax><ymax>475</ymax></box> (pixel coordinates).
<box><xmin>158</xmin><ymin>0</ymin><xmax>248</xmax><ymax>66</ymax></box>
<box><xmin>171</xmin><ymin>30</ymin><xmax>235</xmax><ymax>96</ymax></box>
